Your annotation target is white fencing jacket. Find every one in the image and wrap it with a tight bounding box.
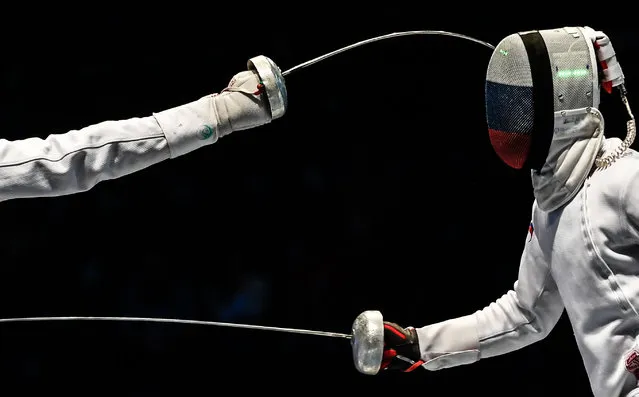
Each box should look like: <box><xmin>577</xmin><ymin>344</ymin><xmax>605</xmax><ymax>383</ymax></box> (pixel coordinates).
<box><xmin>416</xmin><ymin>113</ymin><xmax>639</xmax><ymax>397</ymax></box>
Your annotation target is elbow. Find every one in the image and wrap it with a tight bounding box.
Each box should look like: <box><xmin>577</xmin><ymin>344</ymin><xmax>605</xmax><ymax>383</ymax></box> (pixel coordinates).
<box><xmin>516</xmin><ymin>292</ymin><xmax>563</xmax><ymax>341</ymax></box>
<box><xmin>475</xmin><ymin>289</ymin><xmax>564</xmax><ymax>358</ymax></box>
<box><xmin>525</xmin><ymin>309</ymin><xmax>559</xmax><ymax>341</ymax></box>
<box><xmin>522</xmin><ymin>320</ymin><xmax>553</xmax><ymax>343</ymax></box>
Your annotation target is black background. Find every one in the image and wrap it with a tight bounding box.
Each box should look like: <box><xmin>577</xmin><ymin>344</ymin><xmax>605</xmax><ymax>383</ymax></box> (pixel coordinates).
<box><xmin>0</xmin><ymin>11</ymin><xmax>637</xmax><ymax>396</ymax></box>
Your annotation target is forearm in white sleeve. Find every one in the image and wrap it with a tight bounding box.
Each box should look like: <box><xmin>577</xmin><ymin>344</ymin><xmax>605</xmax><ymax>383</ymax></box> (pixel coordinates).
<box><xmin>0</xmin><ymin>67</ymin><xmax>273</xmax><ymax>203</ymax></box>
<box><xmin>415</xmin><ymin>227</ymin><xmax>565</xmax><ymax>371</ymax></box>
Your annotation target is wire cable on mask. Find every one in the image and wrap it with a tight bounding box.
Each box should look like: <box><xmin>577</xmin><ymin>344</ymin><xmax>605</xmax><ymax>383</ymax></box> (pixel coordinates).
<box><xmin>595</xmin><ymin>85</ymin><xmax>636</xmax><ymax>169</ymax></box>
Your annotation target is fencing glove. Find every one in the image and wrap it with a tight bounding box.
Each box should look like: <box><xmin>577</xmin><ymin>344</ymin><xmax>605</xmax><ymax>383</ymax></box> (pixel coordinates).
<box><xmin>213</xmin><ymin>70</ymin><xmax>273</xmax><ymax>138</ymax></box>
<box><xmin>154</xmin><ymin>56</ymin><xmax>287</xmax><ymax>159</ymax></box>
<box><xmin>381</xmin><ymin>321</ymin><xmax>425</xmax><ymax>372</ymax></box>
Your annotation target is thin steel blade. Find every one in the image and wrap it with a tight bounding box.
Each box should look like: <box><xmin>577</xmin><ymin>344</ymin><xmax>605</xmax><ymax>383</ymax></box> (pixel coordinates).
<box><xmin>0</xmin><ymin>316</ymin><xmax>353</xmax><ymax>339</ymax></box>
<box><xmin>281</xmin><ymin>30</ymin><xmax>495</xmax><ymax>76</ymax></box>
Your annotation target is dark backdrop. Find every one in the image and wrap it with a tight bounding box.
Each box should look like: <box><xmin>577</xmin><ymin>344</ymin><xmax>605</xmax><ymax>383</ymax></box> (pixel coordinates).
<box><xmin>0</xmin><ymin>13</ymin><xmax>637</xmax><ymax>396</ymax></box>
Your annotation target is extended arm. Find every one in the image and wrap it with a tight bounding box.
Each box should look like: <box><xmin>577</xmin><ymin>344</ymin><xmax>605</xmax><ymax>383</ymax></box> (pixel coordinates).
<box><xmin>0</xmin><ymin>56</ymin><xmax>285</xmax><ymax>203</ymax></box>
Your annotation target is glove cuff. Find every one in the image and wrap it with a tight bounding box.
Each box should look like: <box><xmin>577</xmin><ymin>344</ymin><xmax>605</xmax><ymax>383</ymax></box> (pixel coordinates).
<box><xmin>153</xmin><ymin>95</ymin><xmax>219</xmax><ymax>159</ymax></box>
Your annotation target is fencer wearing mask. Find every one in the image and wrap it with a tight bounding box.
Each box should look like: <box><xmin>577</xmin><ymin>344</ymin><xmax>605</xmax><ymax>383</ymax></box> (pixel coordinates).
<box><xmin>377</xmin><ymin>26</ymin><xmax>639</xmax><ymax>397</ymax></box>
<box><xmin>0</xmin><ymin>56</ymin><xmax>286</xmax><ymax>203</ymax></box>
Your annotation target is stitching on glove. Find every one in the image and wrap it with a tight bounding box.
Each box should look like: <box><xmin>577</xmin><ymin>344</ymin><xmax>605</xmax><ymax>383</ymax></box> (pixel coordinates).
<box><xmin>221</xmin><ymin>83</ymin><xmax>264</xmax><ymax>97</ymax></box>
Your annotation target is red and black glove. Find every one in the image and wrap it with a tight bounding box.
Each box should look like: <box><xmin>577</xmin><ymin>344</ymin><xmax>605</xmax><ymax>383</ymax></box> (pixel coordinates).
<box><xmin>381</xmin><ymin>321</ymin><xmax>425</xmax><ymax>372</ymax></box>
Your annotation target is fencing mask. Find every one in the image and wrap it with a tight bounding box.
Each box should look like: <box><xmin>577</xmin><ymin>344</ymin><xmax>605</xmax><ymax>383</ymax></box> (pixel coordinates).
<box><xmin>485</xmin><ymin>26</ymin><xmax>602</xmax><ymax>172</ymax></box>
<box><xmin>483</xmin><ymin>26</ymin><xmax>639</xmax><ymax>211</ymax></box>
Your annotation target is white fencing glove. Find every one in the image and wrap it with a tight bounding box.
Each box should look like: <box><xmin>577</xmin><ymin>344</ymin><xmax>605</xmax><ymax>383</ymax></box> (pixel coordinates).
<box><xmin>154</xmin><ymin>55</ymin><xmax>287</xmax><ymax>159</ymax></box>
<box><xmin>214</xmin><ymin>55</ymin><xmax>288</xmax><ymax>138</ymax></box>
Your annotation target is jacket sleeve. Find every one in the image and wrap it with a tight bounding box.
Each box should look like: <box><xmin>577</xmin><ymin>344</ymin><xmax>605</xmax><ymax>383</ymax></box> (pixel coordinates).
<box><xmin>414</xmin><ymin>222</ymin><xmax>565</xmax><ymax>371</ymax></box>
<box><xmin>0</xmin><ymin>95</ymin><xmax>218</xmax><ymax>203</ymax></box>
<box><xmin>0</xmin><ymin>69</ymin><xmax>270</xmax><ymax>203</ymax></box>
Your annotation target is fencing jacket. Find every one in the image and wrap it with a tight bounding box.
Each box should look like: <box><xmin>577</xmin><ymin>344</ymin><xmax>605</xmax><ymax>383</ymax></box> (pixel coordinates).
<box><xmin>415</xmin><ymin>122</ymin><xmax>639</xmax><ymax>396</ymax></box>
